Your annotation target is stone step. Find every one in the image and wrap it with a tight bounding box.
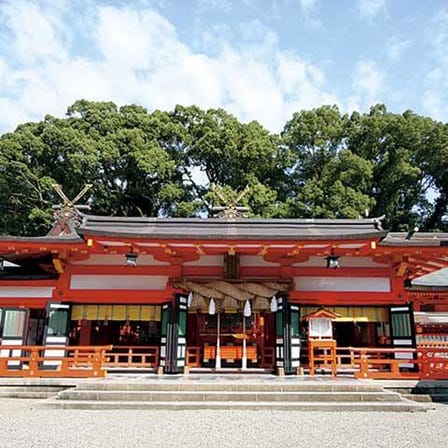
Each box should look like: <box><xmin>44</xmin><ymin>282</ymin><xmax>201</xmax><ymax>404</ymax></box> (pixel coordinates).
<box><xmin>0</xmin><ymin>391</ymin><xmax>59</xmax><ymax>399</ymax></box>
<box><xmin>41</xmin><ymin>399</ymin><xmax>426</xmax><ymax>412</ymax></box>
<box><xmin>0</xmin><ymin>386</ymin><xmax>67</xmax><ymax>392</ymax></box>
<box><xmin>402</xmin><ymin>394</ymin><xmax>434</xmax><ymax>403</ymax></box>
<box><xmin>0</xmin><ymin>386</ymin><xmax>67</xmax><ymax>399</ymax></box>
<box><xmin>386</xmin><ymin>385</ymin><xmax>448</xmax><ymax>403</ymax></box>
<box><xmin>427</xmin><ymin>394</ymin><xmax>448</xmax><ymax>402</ymax></box>
<box><xmin>57</xmin><ymin>390</ymin><xmax>402</xmax><ymax>403</ymax></box>
<box><xmin>74</xmin><ymin>382</ymin><xmax>384</xmax><ymax>393</ymax></box>
<box><xmin>402</xmin><ymin>393</ymin><xmax>448</xmax><ymax>403</ymax></box>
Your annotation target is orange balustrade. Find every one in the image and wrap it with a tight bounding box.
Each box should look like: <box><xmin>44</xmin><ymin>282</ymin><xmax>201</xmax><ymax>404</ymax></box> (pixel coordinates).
<box><xmin>301</xmin><ymin>345</ymin><xmax>353</xmax><ymax>370</ymax></box>
<box><xmin>416</xmin><ymin>348</ymin><xmax>448</xmax><ymax>380</ymax></box>
<box><xmin>349</xmin><ymin>347</ymin><xmax>448</xmax><ymax>380</ymax></box>
<box><xmin>186</xmin><ymin>347</ymin><xmax>202</xmax><ymax>367</ymax></box>
<box><xmin>0</xmin><ymin>345</ymin><xmax>111</xmax><ymax>378</ymax></box>
<box><xmin>203</xmin><ymin>345</ymin><xmax>257</xmax><ymax>363</ymax></box>
<box><xmin>308</xmin><ymin>339</ymin><xmax>337</xmax><ymax>377</ymax></box>
<box><xmin>104</xmin><ymin>346</ymin><xmax>159</xmax><ymax>368</ymax></box>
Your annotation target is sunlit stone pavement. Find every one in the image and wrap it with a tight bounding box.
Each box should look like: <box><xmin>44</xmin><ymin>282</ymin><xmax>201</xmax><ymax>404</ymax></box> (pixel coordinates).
<box><xmin>1</xmin><ymin>396</ymin><xmax>447</xmax><ymax>448</ymax></box>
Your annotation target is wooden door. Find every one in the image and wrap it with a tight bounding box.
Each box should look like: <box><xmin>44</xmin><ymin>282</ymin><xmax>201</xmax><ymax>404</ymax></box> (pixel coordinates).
<box><xmin>159</xmin><ymin>302</ymin><xmax>172</xmax><ymax>371</ymax></box>
<box><xmin>389</xmin><ymin>304</ymin><xmax>416</xmax><ymax>368</ymax></box>
<box><xmin>0</xmin><ymin>307</ymin><xmax>29</xmax><ymax>368</ymax></box>
<box><xmin>42</xmin><ymin>303</ymin><xmax>70</xmax><ymax>368</ymax></box>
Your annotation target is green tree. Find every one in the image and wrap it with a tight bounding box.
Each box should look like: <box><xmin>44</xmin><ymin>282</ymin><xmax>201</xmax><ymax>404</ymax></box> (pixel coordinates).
<box><xmin>2</xmin><ymin>100</ymin><xmax>447</xmax><ymax>236</ymax></box>
<box><xmin>281</xmin><ymin>105</ymin><xmax>373</xmax><ymax>218</ymax></box>
<box><xmin>346</xmin><ymin>105</ymin><xmax>440</xmax><ymax>230</ymax></box>
<box><xmin>170</xmin><ymin>105</ymin><xmax>291</xmax><ymax>217</ymax></box>
<box><xmin>0</xmin><ymin>100</ymin><xmax>195</xmax><ymax>235</ymax></box>
<box><xmin>414</xmin><ymin>120</ymin><xmax>448</xmax><ymax>231</ymax></box>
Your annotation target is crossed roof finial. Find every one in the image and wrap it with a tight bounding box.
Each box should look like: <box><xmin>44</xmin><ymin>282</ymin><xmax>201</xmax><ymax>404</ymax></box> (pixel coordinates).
<box><xmin>50</xmin><ymin>184</ymin><xmax>93</xmax><ymax>235</ymax></box>
<box><xmin>211</xmin><ymin>184</ymin><xmax>250</xmax><ymax>218</ymax></box>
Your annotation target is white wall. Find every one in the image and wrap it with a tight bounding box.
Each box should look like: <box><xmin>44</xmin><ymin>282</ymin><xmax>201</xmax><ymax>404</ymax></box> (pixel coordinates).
<box><xmin>70</xmin><ymin>275</ymin><xmax>168</xmax><ymax>290</ymax></box>
<box><xmin>0</xmin><ymin>287</ymin><xmax>54</xmax><ymax>297</ymax></box>
<box><xmin>294</xmin><ymin>276</ymin><xmax>391</xmax><ymax>292</ymax></box>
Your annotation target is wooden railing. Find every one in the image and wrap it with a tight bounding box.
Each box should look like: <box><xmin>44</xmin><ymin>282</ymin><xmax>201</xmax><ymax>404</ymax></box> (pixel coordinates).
<box><xmin>418</xmin><ymin>349</ymin><xmax>448</xmax><ymax>379</ymax></box>
<box><xmin>203</xmin><ymin>345</ymin><xmax>258</xmax><ymax>363</ymax></box>
<box><xmin>349</xmin><ymin>347</ymin><xmax>448</xmax><ymax>380</ymax></box>
<box><xmin>301</xmin><ymin>345</ymin><xmax>353</xmax><ymax>369</ymax></box>
<box><xmin>0</xmin><ymin>345</ymin><xmax>111</xmax><ymax>378</ymax></box>
<box><xmin>186</xmin><ymin>346</ymin><xmax>202</xmax><ymax>367</ymax></box>
<box><xmin>260</xmin><ymin>347</ymin><xmax>275</xmax><ymax>368</ymax></box>
<box><xmin>104</xmin><ymin>346</ymin><xmax>159</xmax><ymax>368</ymax></box>
<box><xmin>417</xmin><ymin>342</ymin><xmax>448</xmax><ymax>348</ymax></box>
<box><xmin>308</xmin><ymin>340</ymin><xmax>337</xmax><ymax>377</ymax></box>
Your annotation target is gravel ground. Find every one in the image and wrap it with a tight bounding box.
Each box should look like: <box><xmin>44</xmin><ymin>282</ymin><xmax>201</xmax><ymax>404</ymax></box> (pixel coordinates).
<box><xmin>0</xmin><ymin>398</ymin><xmax>447</xmax><ymax>448</ymax></box>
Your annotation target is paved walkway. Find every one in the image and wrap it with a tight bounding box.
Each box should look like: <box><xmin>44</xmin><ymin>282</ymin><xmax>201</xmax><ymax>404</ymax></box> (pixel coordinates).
<box><xmin>0</xmin><ymin>396</ymin><xmax>447</xmax><ymax>448</ymax></box>
<box><xmin>1</xmin><ymin>374</ymin><xmax>447</xmax><ymax>447</ymax></box>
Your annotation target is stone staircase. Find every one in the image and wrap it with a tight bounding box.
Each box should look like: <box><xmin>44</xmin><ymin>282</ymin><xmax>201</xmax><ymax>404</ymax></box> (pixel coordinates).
<box><xmin>386</xmin><ymin>380</ymin><xmax>448</xmax><ymax>404</ymax></box>
<box><xmin>0</xmin><ymin>385</ymin><xmax>69</xmax><ymax>399</ymax></box>
<box><xmin>42</xmin><ymin>380</ymin><xmax>428</xmax><ymax>412</ymax></box>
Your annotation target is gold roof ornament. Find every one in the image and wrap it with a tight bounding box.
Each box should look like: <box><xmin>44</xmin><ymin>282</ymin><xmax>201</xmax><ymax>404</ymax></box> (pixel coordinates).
<box><xmin>211</xmin><ymin>184</ymin><xmax>250</xmax><ymax>218</ymax></box>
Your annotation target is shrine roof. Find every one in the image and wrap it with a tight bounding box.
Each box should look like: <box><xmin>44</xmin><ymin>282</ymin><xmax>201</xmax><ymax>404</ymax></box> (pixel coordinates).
<box><xmin>76</xmin><ymin>214</ymin><xmax>388</xmax><ymax>241</ymax></box>
<box><xmin>380</xmin><ymin>232</ymin><xmax>448</xmax><ymax>247</ymax></box>
<box><xmin>0</xmin><ymin>234</ymin><xmax>82</xmax><ymax>244</ymax></box>
<box><xmin>411</xmin><ymin>267</ymin><xmax>448</xmax><ymax>288</ymax></box>
<box><xmin>0</xmin><ymin>233</ymin><xmax>83</xmax><ymax>263</ymax></box>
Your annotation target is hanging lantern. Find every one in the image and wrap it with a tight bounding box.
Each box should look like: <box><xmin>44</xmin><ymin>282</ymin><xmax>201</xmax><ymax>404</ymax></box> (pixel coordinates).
<box><xmin>125</xmin><ymin>249</ymin><xmax>138</xmax><ymax>267</ymax></box>
<box><xmin>187</xmin><ymin>291</ymin><xmax>193</xmax><ymax>308</ymax></box>
<box><xmin>208</xmin><ymin>298</ymin><xmax>216</xmax><ymax>315</ymax></box>
<box><xmin>270</xmin><ymin>295</ymin><xmax>278</xmax><ymax>312</ymax></box>
<box><xmin>244</xmin><ymin>299</ymin><xmax>251</xmax><ymax>317</ymax></box>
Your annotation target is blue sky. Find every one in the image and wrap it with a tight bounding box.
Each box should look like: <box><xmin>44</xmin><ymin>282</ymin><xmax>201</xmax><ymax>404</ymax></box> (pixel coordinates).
<box><xmin>0</xmin><ymin>0</ymin><xmax>447</xmax><ymax>134</ymax></box>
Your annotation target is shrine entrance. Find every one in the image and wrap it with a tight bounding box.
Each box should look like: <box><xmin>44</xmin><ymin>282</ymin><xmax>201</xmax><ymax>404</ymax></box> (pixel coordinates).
<box><xmin>155</xmin><ymin>280</ymin><xmax>302</xmax><ymax>374</ymax></box>
<box><xmin>186</xmin><ymin>310</ymin><xmax>276</xmax><ymax>370</ymax></box>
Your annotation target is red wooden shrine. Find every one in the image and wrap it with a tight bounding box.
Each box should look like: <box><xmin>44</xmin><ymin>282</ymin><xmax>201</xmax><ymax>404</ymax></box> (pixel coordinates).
<box><xmin>0</xmin><ymin>210</ymin><xmax>447</xmax><ymax>375</ymax></box>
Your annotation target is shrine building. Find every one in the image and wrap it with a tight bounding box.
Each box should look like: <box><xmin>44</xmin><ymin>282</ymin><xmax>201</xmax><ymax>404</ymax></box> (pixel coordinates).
<box><xmin>0</xmin><ymin>206</ymin><xmax>447</xmax><ymax>374</ymax></box>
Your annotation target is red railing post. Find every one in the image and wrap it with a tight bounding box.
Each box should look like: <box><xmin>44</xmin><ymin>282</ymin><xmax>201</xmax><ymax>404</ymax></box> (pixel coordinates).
<box><xmin>28</xmin><ymin>347</ymin><xmax>39</xmax><ymax>376</ymax></box>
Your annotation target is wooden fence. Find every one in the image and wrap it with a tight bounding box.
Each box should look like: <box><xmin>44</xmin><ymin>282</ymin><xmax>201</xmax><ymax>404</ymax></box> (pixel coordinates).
<box><xmin>349</xmin><ymin>347</ymin><xmax>448</xmax><ymax>380</ymax></box>
<box><xmin>104</xmin><ymin>346</ymin><xmax>159</xmax><ymax>368</ymax></box>
<box><xmin>1</xmin><ymin>344</ymin><xmax>447</xmax><ymax>380</ymax></box>
<box><xmin>0</xmin><ymin>345</ymin><xmax>111</xmax><ymax>378</ymax></box>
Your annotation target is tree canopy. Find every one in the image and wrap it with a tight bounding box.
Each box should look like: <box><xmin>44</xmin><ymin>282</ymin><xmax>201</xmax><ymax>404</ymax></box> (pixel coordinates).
<box><xmin>0</xmin><ymin>100</ymin><xmax>447</xmax><ymax>236</ymax></box>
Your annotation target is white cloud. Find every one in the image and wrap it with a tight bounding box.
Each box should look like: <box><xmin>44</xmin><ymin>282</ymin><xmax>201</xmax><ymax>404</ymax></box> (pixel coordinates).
<box><xmin>195</xmin><ymin>0</ymin><xmax>232</xmax><ymax>14</ymax></box>
<box><xmin>422</xmin><ymin>90</ymin><xmax>448</xmax><ymax>122</ymax></box>
<box><xmin>431</xmin><ymin>9</ymin><xmax>448</xmax><ymax>59</ymax></box>
<box><xmin>295</xmin><ymin>0</ymin><xmax>321</xmax><ymax>27</ymax></box>
<box><xmin>298</xmin><ymin>0</ymin><xmax>319</xmax><ymax>16</ymax></box>
<box><xmin>0</xmin><ymin>98</ymin><xmax>29</xmax><ymax>131</ymax></box>
<box><xmin>347</xmin><ymin>60</ymin><xmax>385</xmax><ymax>112</ymax></box>
<box><xmin>2</xmin><ymin>0</ymin><xmax>67</xmax><ymax>63</ymax></box>
<box><xmin>386</xmin><ymin>36</ymin><xmax>411</xmax><ymax>61</ymax></box>
<box><xmin>421</xmin><ymin>9</ymin><xmax>448</xmax><ymax>121</ymax></box>
<box><xmin>424</xmin><ymin>68</ymin><xmax>444</xmax><ymax>87</ymax></box>
<box><xmin>0</xmin><ymin>59</ymin><xmax>6</xmax><ymax>88</ymax></box>
<box><xmin>0</xmin><ymin>1</ymin><xmax>339</xmax><ymax>134</ymax></box>
<box><xmin>358</xmin><ymin>0</ymin><xmax>387</xmax><ymax>21</ymax></box>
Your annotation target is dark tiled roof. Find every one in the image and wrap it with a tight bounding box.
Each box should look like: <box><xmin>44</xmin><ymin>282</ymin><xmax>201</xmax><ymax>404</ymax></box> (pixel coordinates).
<box><xmin>381</xmin><ymin>232</ymin><xmax>448</xmax><ymax>247</ymax></box>
<box><xmin>412</xmin><ymin>268</ymin><xmax>448</xmax><ymax>288</ymax></box>
<box><xmin>0</xmin><ymin>234</ymin><xmax>83</xmax><ymax>243</ymax></box>
<box><xmin>76</xmin><ymin>214</ymin><xmax>387</xmax><ymax>241</ymax></box>
<box><xmin>0</xmin><ymin>234</ymin><xmax>83</xmax><ymax>262</ymax></box>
